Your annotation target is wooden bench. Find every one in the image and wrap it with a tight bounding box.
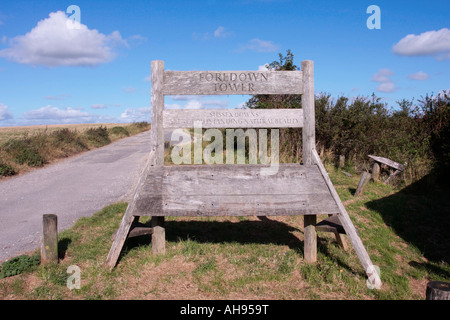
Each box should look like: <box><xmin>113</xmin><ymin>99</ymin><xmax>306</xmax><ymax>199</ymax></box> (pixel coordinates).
<box><xmin>104</xmin><ymin>60</ymin><xmax>381</xmax><ymax>288</ymax></box>
<box><xmin>369</xmin><ymin>155</ymin><xmax>405</xmax><ymax>184</ymax></box>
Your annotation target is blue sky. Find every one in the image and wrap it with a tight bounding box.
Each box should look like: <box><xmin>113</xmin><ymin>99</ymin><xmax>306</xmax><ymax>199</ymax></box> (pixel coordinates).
<box><xmin>0</xmin><ymin>0</ymin><xmax>449</xmax><ymax>126</ymax></box>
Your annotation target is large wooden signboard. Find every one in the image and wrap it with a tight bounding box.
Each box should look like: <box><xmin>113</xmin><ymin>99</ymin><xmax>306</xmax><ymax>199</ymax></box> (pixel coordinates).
<box><xmin>105</xmin><ymin>60</ymin><xmax>381</xmax><ymax>288</ymax></box>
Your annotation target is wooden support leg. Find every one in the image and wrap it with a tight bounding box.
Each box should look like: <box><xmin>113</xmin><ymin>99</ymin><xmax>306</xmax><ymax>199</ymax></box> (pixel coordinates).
<box><xmin>312</xmin><ymin>150</ymin><xmax>381</xmax><ymax>287</ymax></box>
<box><xmin>151</xmin><ymin>216</ymin><xmax>165</xmax><ymax>255</ymax></box>
<box><xmin>333</xmin><ymin>231</ymin><xmax>348</xmax><ymax>251</ymax></box>
<box><xmin>105</xmin><ymin>212</ymin><xmax>136</xmax><ymax>269</ymax></box>
<box><xmin>327</xmin><ymin>214</ymin><xmax>348</xmax><ymax>251</ymax></box>
<box><xmin>304</xmin><ymin>215</ymin><xmax>317</xmax><ymax>263</ymax></box>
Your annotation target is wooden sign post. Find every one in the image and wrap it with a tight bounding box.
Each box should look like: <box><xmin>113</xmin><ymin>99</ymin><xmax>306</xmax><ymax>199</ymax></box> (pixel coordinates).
<box><xmin>105</xmin><ymin>60</ymin><xmax>381</xmax><ymax>288</ymax></box>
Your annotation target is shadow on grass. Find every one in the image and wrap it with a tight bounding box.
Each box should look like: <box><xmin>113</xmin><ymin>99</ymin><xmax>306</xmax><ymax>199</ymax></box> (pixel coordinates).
<box><xmin>118</xmin><ymin>216</ymin><xmax>358</xmax><ymax>275</ymax></box>
<box><xmin>58</xmin><ymin>237</ymin><xmax>72</xmax><ymax>260</ymax></box>
<box><xmin>121</xmin><ymin>217</ymin><xmax>304</xmax><ymax>257</ymax></box>
<box><xmin>366</xmin><ymin>171</ymin><xmax>450</xmax><ymax>269</ymax></box>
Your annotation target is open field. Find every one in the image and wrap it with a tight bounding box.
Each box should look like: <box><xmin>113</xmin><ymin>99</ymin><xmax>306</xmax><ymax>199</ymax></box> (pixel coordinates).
<box><xmin>1</xmin><ymin>163</ymin><xmax>448</xmax><ymax>300</ymax></box>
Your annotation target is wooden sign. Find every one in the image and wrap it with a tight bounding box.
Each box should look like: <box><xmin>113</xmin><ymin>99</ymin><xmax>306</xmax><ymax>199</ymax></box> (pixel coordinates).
<box><xmin>105</xmin><ymin>59</ymin><xmax>382</xmax><ymax>289</ymax></box>
<box><xmin>163</xmin><ymin>70</ymin><xmax>303</xmax><ymax>95</ymax></box>
<box><xmin>163</xmin><ymin>109</ymin><xmax>303</xmax><ymax>129</ymax></box>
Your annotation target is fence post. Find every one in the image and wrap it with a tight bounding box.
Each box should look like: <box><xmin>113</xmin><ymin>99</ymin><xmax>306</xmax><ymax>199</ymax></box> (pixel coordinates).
<box><xmin>355</xmin><ymin>171</ymin><xmax>370</xmax><ymax>197</ymax></box>
<box><xmin>41</xmin><ymin>214</ymin><xmax>58</xmax><ymax>264</ymax></box>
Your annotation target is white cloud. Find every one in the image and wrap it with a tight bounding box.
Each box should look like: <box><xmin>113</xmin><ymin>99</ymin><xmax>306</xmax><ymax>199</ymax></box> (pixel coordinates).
<box><xmin>129</xmin><ymin>34</ymin><xmax>147</xmax><ymax>45</ymax></box>
<box><xmin>91</xmin><ymin>103</ymin><xmax>122</xmax><ymax>109</ymax></box>
<box><xmin>143</xmin><ymin>75</ymin><xmax>151</xmax><ymax>82</ymax></box>
<box><xmin>45</xmin><ymin>94</ymin><xmax>71</xmax><ymax>100</ymax></box>
<box><xmin>408</xmin><ymin>71</ymin><xmax>429</xmax><ymax>81</ymax></box>
<box><xmin>248</xmin><ymin>38</ymin><xmax>279</xmax><ymax>52</ymax></box>
<box><xmin>214</xmin><ymin>26</ymin><xmax>231</xmax><ymax>38</ymax></box>
<box><xmin>376</xmin><ymin>82</ymin><xmax>396</xmax><ymax>93</ymax></box>
<box><xmin>122</xmin><ymin>86</ymin><xmax>137</xmax><ymax>93</ymax></box>
<box><xmin>371</xmin><ymin>68</ymin><xmax>394</xmax><ymax>82</ymax></box>
<box><xmin>120</xmin><ymin>107</ymin><xmax>150</xmax><ymax>122</ymax></box>
<box><xmin>372</xmin><ymin>68</ymin><xmax>396</xmax><ymax>93</ymax></box>
<box><xmin>91</xmin><ymin>104</ymin><xmax>107</xmax><ymax>109</ymax></box>
<box><xmin>24</xmin><ymin>105</ymin><xmax>88</xmax><ymax>120</ymax></box>
<box><xmin>239</xmin><ymin>38</ymin><xmax>279</xmax><ymax>53</ymax></box>
<box><xmin>258</xmin><ymin>63</ymin><xmax>270</xmax><ymax>71</ymax></box>
<box><xmin>1</xmin><ymin>36</ymin><xmax>6</xmax><ymax>44</ymax></box>
<box><xmin>0</xmin><ymin>103</ymin><xmax>13</xmax><ymax>121</ymax></box>
<box><xmin>22</xmin><ymin>105</ymin><xmax>108</xmax><ymax>124</ymax></box>
<box><xmin>0</xmin><ymin>11</ymin><xmax>127</xmax><ymax>66</ymax></box>
<box><xmin>393</xmin><ymin>28</ymin><xmax>450</xmax><ymax>60</ymax></box>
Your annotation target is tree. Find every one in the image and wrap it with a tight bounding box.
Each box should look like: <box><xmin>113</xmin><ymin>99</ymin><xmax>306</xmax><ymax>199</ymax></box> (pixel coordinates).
<box><xmin>245</xmin><ymin>50</ymin><xmax>302</xmax><ymax>161</ymax></box>
<box><xmin>246</xmin><ymin>49</ymin><xmax>301</xmax><ymax>110</ymax></box>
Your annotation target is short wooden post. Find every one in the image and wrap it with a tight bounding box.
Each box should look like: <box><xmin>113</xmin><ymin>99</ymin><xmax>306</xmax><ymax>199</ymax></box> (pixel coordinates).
<box><xmin>371</xmin><ymin>162</ymin><xmax>380</xmax><ymax>181</ymax></box>
<box><xmin>426</xmin><ymin>281</ymin><xmax>450</xmax><ymax>300</ymax></box>
<box><xmin>338</xmin><ymin>155</ymin><xmax>345</xmax><ymax>169</ymax></box>
<box><xmin>333</xmin><ymin>231</ymin><xmax>348</xmax><ymax>251</ymax></box>
<box><xmin>151</xmin><ymin>216</ymin><xmax>165</xmax><ymax>255</ymax></box>
<box><xmin>355</xmin><ymin>171</ymin><xmax>370</xmax><ymax>196</ymax></box>
<box><xmin>304</xmin><ymin>215</ymin><xmax>317</xmax><ymax>263</ymax></box>
<box><xmin>41</xmin><ymin>214</ymin><xmax>58</xmax><ymax>264</ymax></box>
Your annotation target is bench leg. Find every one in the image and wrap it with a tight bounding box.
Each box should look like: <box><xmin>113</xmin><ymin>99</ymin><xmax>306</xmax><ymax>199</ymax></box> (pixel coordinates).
<box><xmin>334</xmin><ymin>231</ymin><xmax>348</xmax><ymax>251</ymax></box>
<box><xmin>304</xmin><ymin>215</ymin><xmax>317</xmax><ymax>263</ymax></box>
<box><xmin>151</xmin><ymin>216</ymin><xmax>165</xmax><ymax>255</ymax></box>
<box><xmin>105</xmin><ymin>213</ymin><xmax>136</xmax><ymax>269</ymax></box>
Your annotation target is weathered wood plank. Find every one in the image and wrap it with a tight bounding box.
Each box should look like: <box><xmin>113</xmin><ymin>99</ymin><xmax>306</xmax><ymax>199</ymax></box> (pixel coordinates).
<box><xmin>133</xmin><ymin>164</ymin><xmax>339</xmax><ymax>217</ymax></box>
<box><xmin>105</xmin><ymin>210</ymin><xmax>135</xmax><ymax>269</ymax></box>
<box><xmin>163</xmin><ymin>70</ymin><xmax>303</xmax><ymax>95</ymax></box>
<box><xmin>163</xmin><ymin>109</ymin><xmax>304</xmax><ymax>129</ymax></box>
<box><xmin>312</xmin><ymin>149</ymin><xmax>382</xmax><ymax>288</ymax></box>
<box><xmin>151</xmin><ymin>60</ymin><xmax>165</xmax><ymax>166</ymax></box>
<box><xmin>301</xmin><ymin>60</ymin><xmax>315</xmax><ymax>165</ymax></box>
<box><xmin>368</xmin><ymin>155</ymin><xmax>404</xmax><ymax>171</ymax></box>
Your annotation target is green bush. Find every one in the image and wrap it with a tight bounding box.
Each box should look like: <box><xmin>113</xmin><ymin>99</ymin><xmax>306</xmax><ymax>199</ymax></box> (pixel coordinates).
<box><xmin>247</xmin><ymin>50</ymin><xmax>450</xmax><ymax>184</ymax></box>
<box><xmin>0</xmin><ymin>254</ymin><xmax>40</xmax><ymax>279</ymax></box>
<box><xmin>84</xmin><ymin>126</ymin><xmax>111</xmax><ymax>147</ymax></box>
<box><xmin>51</xmin><ymin>128</ymin><xmax>87</xmax><ymax>152</ymax></box>
<box><xmin>3</xmin><ymin>138</ymin><xmax>47</xmax><ymax>167</ymax></box>
<box><xmin>52</xmin><ymin>128</ymin><xmax>77</xmax><ymax>145</ymax></box>
<box><xmin>0</xmin><ymin>162</ymin><xmax>16</xmax><ymax>177</ymax></box>
<box><xmin>15</xmin><ymin>147</ymin><xmax>46</xmax><ymax>167</ymax></box>
<box><xmin>109</xmin><ymin>126</ymin><xmax>129</xmax><ymax>137</ymax></box>
<box><xmin>132</xmin><ymin>121</ymin><xmax>150</xmax><ymax>129</ymax></box>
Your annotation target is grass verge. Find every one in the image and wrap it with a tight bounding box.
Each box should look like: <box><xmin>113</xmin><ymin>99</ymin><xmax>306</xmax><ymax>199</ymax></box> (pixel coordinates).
<box><xmin>0</xmin><ymin>164</ymin><xmax>448</xmax><ymax>300</ymax></box>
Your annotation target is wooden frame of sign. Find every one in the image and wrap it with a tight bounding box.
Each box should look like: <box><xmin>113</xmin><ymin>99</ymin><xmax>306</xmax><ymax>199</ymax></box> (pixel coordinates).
<box><xmin>105</xmin><ymin>60</ymin><xmax>381</xmax><ymax>288</ymax></box>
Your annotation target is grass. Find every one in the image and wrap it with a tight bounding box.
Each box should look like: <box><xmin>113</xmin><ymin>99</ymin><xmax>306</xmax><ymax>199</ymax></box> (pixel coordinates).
<box><xmin>1</xmin><ymin>163</ymin><xmax>448</xmax><ymax>300</ymax></box>
<box><xmin>0</xmin><ymin>122</ymin><xmax>150</xmax><ymax>178</ymax></box>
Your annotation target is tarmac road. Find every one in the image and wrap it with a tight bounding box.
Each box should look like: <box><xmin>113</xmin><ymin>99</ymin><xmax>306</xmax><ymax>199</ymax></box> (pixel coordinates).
<box><xmin>0</xmin><ymin>130</ymin><xmax>151</xmax><ymax>262</ymax></box>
